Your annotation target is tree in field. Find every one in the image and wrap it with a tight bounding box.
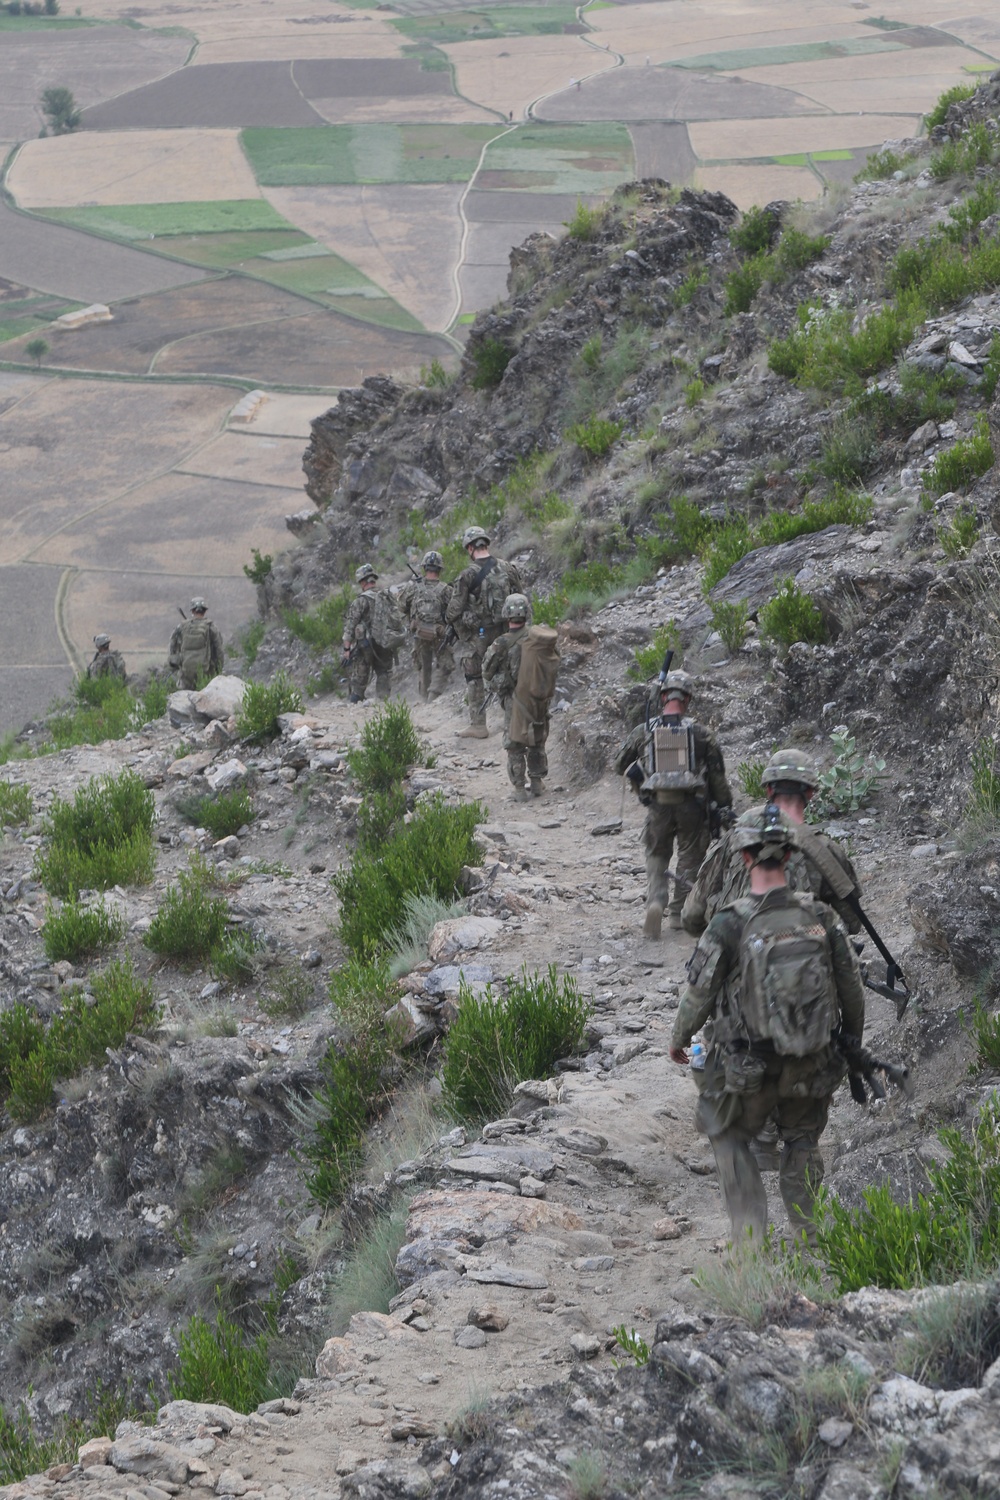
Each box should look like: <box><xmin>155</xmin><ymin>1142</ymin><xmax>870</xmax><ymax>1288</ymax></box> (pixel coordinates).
<box><xmin>40</xmin><ymin>86</ymin><xmax>80</xmax><ymax>135</ymax></box>
<box><xmin>25</xmin><ymin>338</ymin><xmax>49</xmax><ymax>368</ymax></box>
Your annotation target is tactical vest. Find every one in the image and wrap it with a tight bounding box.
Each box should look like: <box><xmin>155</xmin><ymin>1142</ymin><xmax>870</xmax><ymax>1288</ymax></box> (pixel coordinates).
<box><xmin>474</xmin><ymin>558</ymin><xmax>521</xmax><ymax>627</ymax></box>
<box><xmin>411</xmin><ymin>581</ymin><xmax>448</xmax><ymax>641</ymax></box>
<box><xmin>642</xmin><ymin>717</ymin><xmax>706</xmax><ymax>795</ymax></box>
<box><xmin>734</xmin><ymin>892</ymin><xmax>839</xmax><ymax>1057</ymax></box>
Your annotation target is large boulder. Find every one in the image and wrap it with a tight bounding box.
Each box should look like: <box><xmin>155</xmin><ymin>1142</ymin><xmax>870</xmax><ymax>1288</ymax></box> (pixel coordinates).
<box><xmin>192</xmin><ymin>675</ymin><xmax>246</xmax><ymax>722</ymax></box>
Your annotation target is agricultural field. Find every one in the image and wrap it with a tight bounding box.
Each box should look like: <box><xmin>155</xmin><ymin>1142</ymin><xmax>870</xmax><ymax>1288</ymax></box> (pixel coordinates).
<box><xmin>0</xmin><ymin>0</ymin><xmax>994</xmax><ymax>723</ymax></box>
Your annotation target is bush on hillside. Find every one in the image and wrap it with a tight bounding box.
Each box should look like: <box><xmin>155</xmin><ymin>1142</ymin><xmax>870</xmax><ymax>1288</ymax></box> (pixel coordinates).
<box><xmin>145</xmin><ymin>857</ymin><xmax>231</xmax><ymax>961</ymax></box>
<box><xmin>42</xmin><ymin>897</ymin><xmax>125</xmax><ymax>963</ymax></box>
<box><xmin>34</xmin><ymin>769</ymin><xmax>155</xmax><ymax>898</ymax></box>
<box><xmin>236</xmin><ymin>673</ymin><xmax>303</xmax><ymax>743</ymax></box>
<box><xmin>348</xmin><ymin>700</ymin><xmax>426</xmax><ymax>795</ymax></box>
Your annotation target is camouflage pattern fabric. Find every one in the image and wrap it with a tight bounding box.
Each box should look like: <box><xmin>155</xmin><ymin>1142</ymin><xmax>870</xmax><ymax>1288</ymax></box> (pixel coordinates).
<box><xmin>87</xmin><ymin>650</ymin><xmax>127</xmax><ymax>681</ymax></box>
<box><xmin>483</xmin><ymin>631</ymin><xmax>548</xmax><ymax>787</ymax></box>
<box><xmin>168</xmin><ymin>618</ymin><xmax>224</xmax><ymax>690</ymax></box>
<box><xmin>446</xmin><ymin>554</ymin><xmax>520</xmax><ymax>725</ymax></box>
<box><xmin>401</xmin><ymin>578</ymin><xmax>453</xmax><ymax>697</ymax></box>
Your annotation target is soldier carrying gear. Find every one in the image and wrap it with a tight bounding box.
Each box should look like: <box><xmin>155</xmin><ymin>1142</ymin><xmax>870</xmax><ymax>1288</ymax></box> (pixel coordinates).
<box><xmin>669</xmin><ymin>803</ymin><xmax>866</xmax><ymax>1245</ymax></box>
<box><xmin>341</xmin><ymin>565</ymin><xmax>406</xmax><ymax>704</ymax></box>
<box><xmin>399</xmin><ymin>551</ymin><xmax>454</xmax><ymax>701</ymax></box>
<box><xmin>168</xmin><ymin>599</ymin><xmax>224</xmax><ymax>690</ymax></box>
<box><xmin>483</xmin><ymin>595</ymin><xmax>557</xmax><ymax>802</ymax></box>
<box><xmin>446</xmin><ymin>524</ymin><xmax>522</xmax><ymax>740</ymax></box>
<box><xmin>614</xmin><ymin>670</ymin><xmax>732</xmax><ymax>940</ymax></box>
<box><xmin>87</xmin><ymin>633</ymin><xmax>127</xmax><ymax>682</ymax></box>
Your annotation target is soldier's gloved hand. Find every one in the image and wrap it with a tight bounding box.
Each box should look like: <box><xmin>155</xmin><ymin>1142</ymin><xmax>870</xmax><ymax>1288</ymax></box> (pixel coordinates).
<box><xmin>669</xmin><ymin>1046</ymin><xmax>689</xmax><ymax>1066</ymax></box>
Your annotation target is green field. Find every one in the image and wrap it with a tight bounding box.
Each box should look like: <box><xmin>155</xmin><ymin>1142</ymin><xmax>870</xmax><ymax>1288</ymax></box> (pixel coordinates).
<box><xmin>674</xmin><ymin>35</ymin><xmax>906</xmax><ymax>71</ymax></box>
<box><xmin>241</xmin><ymin>124</ymin><xmax>505</xmax><ymax>186</ymax></box>
<box><xmin>773</xmin><ymin>150</ymin><xmax>854</xmax><ymax>165</ymax></box>
<box><xmin>39</xmin><ymin>200</ymin><xmax>293</xmax><ymax>239</ymax></box>
<box><xmin>393</xmin><ymin>6</ymin><xmax>581</xmax><ymax>45</ymax></box>
<box><xmin>0</xmin><ymin>13</ymin><xmax>91</xmax><ymax>28</ymax></box>
<box><xmin>479</xmin><ymin>122</ymin><xmax>634</xmax><ymax>193</ymax></box>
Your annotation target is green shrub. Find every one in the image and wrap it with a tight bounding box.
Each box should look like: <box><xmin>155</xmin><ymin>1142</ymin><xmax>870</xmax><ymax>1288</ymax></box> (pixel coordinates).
<box><xmin>175</xmin><ymin>788</ymin><xmax>254</xmax><ymax>839</ymax></box>
<box><xmin>145</xmin><ymin>858</ymin><xmax>231</xmax><ymax>961</ymax></box>
<box><xmin>929</xmin><ymin>120</ymin><xmax>995</xmax><ymax>182</ymax></box>
<box><xmin>710</xmin><ymin>600</ymin><xmax>749</xmax><ymax>653</ymax></box>
<box><xmin>211</xmin><ymin>931</ymin><xmax>264</xmax><ymax>984</ymax></box>
<box><xmin>700</xmin><ymin>489</ymin><xmax>873</xmax><ymax>592</ymax></box>
<box><xmin>580</xmin><ymin>334</ymin><xmax>602</xmax><ymax>371</ymax></box>
<box><xmin>944</xmin><ymin>179</ymin><xmax>1000</xmax><ymax>245</ymax></box>
<box><xmin>758</xmin><ymin>578</ymin><xmax>827</xmax><ymax>650</ymax></box>
<box><xmin>937</xmin><ymin>502</ymin><xmax>979</xmax><ymax>558</ymax></box>
<box><xmin>333</xmin><ymin>796</ymin><xmax>484</xmax><ymax>960</ymax></box>
<box><xmin>3</xmin><ymin>961</ymin><xmax>158</xmax><ymax>1124</ymax></box>
<box><xmin>982</xmin><ymin>332</ymin><xmax>1000</xmax><ymax>400</ymax></box>
<box><xmin>684</xmin><ymin>377</ymin><xmax>705</xmax><ymax>407</ymax></box>
<box><xmin>239</xmin><ymin>619</ymin><xmax>266</xmax><ymax>668</ymax></box>
<box><xmin>283</xmin><ymin>586</ymin><xmax>352</xmax><ymax>653</ymax></box>
<box><xmin>236</xmin><ymin>672</ymin><xmax>303</xmax><ymax>743</ymax></box>
<box><xmin>357</xmin><ymin>787</ymin><xmax>407</xmax><ymax>849</ymax></box>
<box><xmin>531</xmin><ymin>590</ymin><xmax>568</xmax><ymax>626</ymax></box>
<box><xmin>348</xmin><ymin>700</ymin><xmax>426</xmax><ymax>795</ymax></box>
<box><xmin>41</xmin><ymin>673</ymin><xmax>174</xmax><ymax>752</ymax></box>
<box><xmin>42</xmin><ymin>897</ymin><xmax>125</xmax><ymax>963</ymax></box>
<box><xmin>924</xmin><ymin>416</ymin><xmax>994</xmax><ymax>496</ymax></box>
<box><xmin>724</xmin><ymin>252</ymin><xmax>770</xmax><ymax>315</ymax></box>
<box><xmin>470</xmin><ymin>336</ymin><xmax>514</xmax><ymax>390</ymax></box>
<box><xmin>675</xmin><ymin>266</ymin><xmax>709</xmax><ymax>305</ymax></box>
<box><xmin>442</xmin><ymin>965</ymin><xmax>591</xmax><ymax>1121</ymax></box>
<box><xmin>962</xmin><ymin>997</ymin><xmax>1000</xmax><ymax>1072</ymax></box>
<box><xmin>729</xmin><ymin>206</ymin><xmax>775</xmax><ymax>257</ymax></box>
<box><xmin>627</xmin><ymin>621</ymin><xmax>681</xmax><ymax>682</ymax></box>
<box><xmin>242</xmin><ymin>548</ymin><xmax>272</xmax><ymax>585</ymax></box>
<box><xmin>807</xmin><ymin>725</ymin><xmax>885</xmax><ymax>820</ymax></box>
<box><xmin>564</xmin><ymin>199</ymin><xmax>604</xmax><ymax>241</ymax></box>
<box><xmin>855</xmin><ymin>146</ymin><xmax>910</xmax><ymax>182</ymax></box>
<box><xmin>566</xmin><ymin>414</ymin><xmax>622</xmax><ymax>459</ymax></box>
<box><xmin>639</xmin><ymin>497</ymin><xmax>716</xmax><ymax>568</ymax></box>
<box><xmin>965</xmin><ymin>737</ymin><xmax>1000</xmax><ymax>833</ymax></box>
<box><xmin>169</xmin><ymin>1309</ymin><xmax>271</xmax><ymax>1412</ymax></box>
<box><xmin>34</xmin><ymin>769</ymin><xmax>155</xmax><ymax>898</ymax></box>
<box><xmin>775</xmin><ymin>227</ymin><xmax>829</xmax><ymax>274</ymax></box>
<box><xmin>420</xmin><ymin>357</ymin><xmax>451</xmax><ymax>387</ymax></box>
<box><xmin>814</xmin><ymin>1092</ymin><xmax>1000</xmax><ymax>1291</ymax></box>
<box><xmin>737</xmin><ymin>758</ymin><xmax>766</xmax><ymax>800</ymax></box>
<box><xmin>925</xmin><ymin>81</ymin><xmax>976</xmax><ymax>130</ymax></box>
<box><xmin>819</xmin><ymin>407</ymin><xmax>883</xmax><ymax>484</ymax></box>
<box><xmin>258</xmin><ymin>965</ymin><xmax>313</xmax><ymax>1020</ymax></box>
<box><xmin>895</xmin><ymin>362</ymin><xmax>962</xmax><ymax>425</ymax></box>
<box><xmin>0</xmin><ymin>781</ymin><xmax>31</xmax><ymax>828</ymax></box>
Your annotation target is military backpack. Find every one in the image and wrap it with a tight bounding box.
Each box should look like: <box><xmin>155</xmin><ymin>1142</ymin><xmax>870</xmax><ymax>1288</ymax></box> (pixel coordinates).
<box><xmin>475</xmin><ymin>558</ymin><xmax>522</xmax><ymax>627</ymax></box>
<box><xmin>180</xmin><ymin>617</ymin><xmax>212</xmax><ymax>678</ymax></box>
<box><xmin>735</xmin><ymin>892</ymin><xmax>839</xmax><ymax>1057</ymax></box>
<box><xmin>369</xmin><ymin>589</ymin><xmax>407</xmax><ymax>652</ymax></box>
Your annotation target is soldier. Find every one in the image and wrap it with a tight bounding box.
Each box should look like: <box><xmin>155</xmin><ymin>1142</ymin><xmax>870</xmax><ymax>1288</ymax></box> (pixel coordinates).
<box><xmin>445</xmin><ymin>525</ymin><xmax>522</xmax><ymax>739</ymax></box>
<box><xmin>168</xmin><ymin>599</ymin><xmax>224</xmax><ymax>690</ymax></box>
<box><xmin>341</xmin><ymin>564</ymin><xmax>405</xmax><ymax>703</ymax></box>
<box><xmin>87</xmin><ymin>633</ymin><xmax>127</xmax><ymax>681</ymax></box>
<box><xmin>482</xmin><ymin>594</ymin><xmax>559</xmax><ymax>802</ymax></box>
<box><xmin>669</xmin><ymin>806</ymin><xmax>865</xmax><ymax>1244</ymax></box>
<box><xmin>683</xmin><ymin>747</ymin><xmax>862</xmax><ymax>937</ymax></box>
<box><xmin>399</xmin><ymin>550</ymin><xmax>454</xmax><ymax>702</ymax></box>
<box><xmin>614</xmin><ymin>671</ymin><xmax>732</xmax><ymax>940</ymax></box>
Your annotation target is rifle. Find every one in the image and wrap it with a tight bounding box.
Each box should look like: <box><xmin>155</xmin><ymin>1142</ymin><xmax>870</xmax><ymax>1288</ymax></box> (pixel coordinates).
<box><xmin>647</xmin><ymin>647</ymin><xmax>674</xmax><ymax>730</ymax></box>
<box><xmin>177</xmin><ymin>607</ymin><xmax>187</xmax><ymax>620</ymax></box>
<box><xmin>836</xmin><ymin>1030</ymin><xmax>912</xmax><ymax>1104</ymax></box>
<box><xmin>436</xmin><ymin>623</ymin><xmax>458</xmax><ymax>658</ymax></box>
<box><xmin>405</xmin><ymin>560</ymin><xmax>422</xmax><ymax>583</ymax></box>
<box><xmin>709</xmin><ymin>801</ymin><xmax>736</xmax><ymax>840</ymax></box>
<box><xmin>847</xmin><ymin>896</ymin><xmax>910</xmax><ymax>1020</ymax></box>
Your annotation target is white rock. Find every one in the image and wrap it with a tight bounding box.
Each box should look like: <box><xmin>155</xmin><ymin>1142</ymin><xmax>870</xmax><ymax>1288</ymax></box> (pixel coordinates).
<box><xmin>206</xmin><ymin>759</ymin><xmax>248</xmax><ymax>792</ymax></box>
<box><xmin>427</xmin><ymin>916</ymin><xmax>502</xmax><ymax>962</ymax></box>
<box><xmin>192</xmin><ymin>676</ymin><xmax>246</xmax><ymax>722</ymax></box>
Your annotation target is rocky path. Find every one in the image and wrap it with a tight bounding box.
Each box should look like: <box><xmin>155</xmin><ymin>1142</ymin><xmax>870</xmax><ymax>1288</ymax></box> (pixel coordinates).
<box><xmin>0</xmin><ymin>663</ymin><xmax>923</xmax><ymax>1500</ymax></box>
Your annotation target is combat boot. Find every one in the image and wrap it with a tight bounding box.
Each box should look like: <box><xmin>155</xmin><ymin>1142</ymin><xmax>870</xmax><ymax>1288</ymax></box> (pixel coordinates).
<box><xmin>643</xmin><ymin>903</ymin><xmax>663</xmax><ymax>941</ymax></box>
<box><xmin>529</xmin><ymin>779</ymin><xmax>544</xmax><ymax>798</ymax></box>
<box><xmin>510</xmin><ymin>785</ymin><xmax>529</xmax><ymax>803</ymax></box>
<box><xmin>668</xmin><ymin>911</ymin><xmax>683</xmax><ymax>931</ymax></box>
<box><xmin>457</xmin><ymin>724</ymin><xmax>488</xmax><ymax>739</ymax></box>
<box><xmin>348</xmin><ymin>694</ymin><xmax>363</xmax><ymax>704</ymax></box>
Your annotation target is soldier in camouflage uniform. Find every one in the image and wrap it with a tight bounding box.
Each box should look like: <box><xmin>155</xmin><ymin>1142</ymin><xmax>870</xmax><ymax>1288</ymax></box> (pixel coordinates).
<box><xmin>683</xmin><ymin>746</ymin><xmax>864</xmax><ymax>1173</ymax></box>
<box><xmin>341</xmin><ymin>564</ymin><xmax>394</xmax><ymax>703</ymax></box>
<box><xmin>168</xmin><ymin>599</ymin><xmax>224</xmax><ymax>690</ymax></box>
<box><xmin>399</xmin><ymin>551</ymin><xmax>454</xmax><ymax>701</ymax></box>
<box><xmin>87</xmin><ymin>633</ymin><xmax>127</xmax><ymax>682</ymax></box>
<box><xmin>614</xmin><ymin>671</ymin><xmax>732</xmax><ymax>940</ymax></box>
<box><xmin>445</xmin><ymin>525</ymin><xmax>522</xmax><ymax>739</ymax></box>
<box><xmin>682</xmin><ymin>747</ymin><xmax>862</xmax><ymax>938</ymax></box>
<box><xmin>482</xmin><ymin>593</ymin><xmax>551</xmax><ymax>801</ymax></box>
<box><xmin>669</xmin><ymin>808</ymin><xmax>865</xmax><ymax>1244</ymax></box>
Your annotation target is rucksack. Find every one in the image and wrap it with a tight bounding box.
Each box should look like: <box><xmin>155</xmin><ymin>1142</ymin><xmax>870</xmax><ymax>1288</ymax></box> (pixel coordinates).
<box><xmin>642</xmin><ymin>718</ymin><xmax>706</xmax><ymax>793</ymax></box>
<box><xmin>180</xmin><ymin>617</ymin><xmax>212</xmax><ymax>674</ymax></box>
<box><xmin>475</xmin><ymin>558</ymin><xmax>521</xmax><ymax>627</ymax></box>
<box><xmin>510</xmin><ymin>626</ymin><xmax>559</xmax><ymax>746</ymax></box>
<box><xmin>736</xmin><ymin>893</ymin><xmax>839</xmax><ymax>1057</ymax></box>
<box><xmin>369</xmin><ymin>589</ymin><xmax>407</xmax><ymax>651</ymax></box>
<box><xmin>412</xmin><ymin>581</ymin><xmax>447</xmax><ymax>639</ymax></box>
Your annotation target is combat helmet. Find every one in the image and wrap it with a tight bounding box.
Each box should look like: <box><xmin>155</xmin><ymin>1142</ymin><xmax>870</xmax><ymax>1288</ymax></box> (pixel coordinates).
<box><xmin>190</xmin><ymin>598</ymin><xmax>207</xmax><ymax>614</ymax></box>
<box><xmin>730</xmin><ymin>803</ymin><xmax>795</xmax><ymax>861</ymax></box>
<box><xmin>661</xmin><ymin>669</ymin><xmax>695</xmax><ymax>700</ymax></box>
<box><xmin>93</xmin><ymin>633</ymin><xmax>111</xmax><ymax>648</ymax></box>
<box><xmin>422</xmin><ymin>550</ymin><xmax>444</xmax><ymax>572</ymax></box>
<box><xmin>355</xmin><ymin>563</ymin><xmax>378</xmax><ymax>585</ymax></box>
<box><xmin>763</xmin><ymin>746</ymin><xmax>819</xmax><ymax>791</ymax></box>
<box><xmin>462</xmin><ymin>525</ymin><xmax>491</xmax><ymax>549</ymax></box>
<box><xmin>501</xmin><ymin>593</ymin><xmax>530</xmax><ymax>622</ymax></box>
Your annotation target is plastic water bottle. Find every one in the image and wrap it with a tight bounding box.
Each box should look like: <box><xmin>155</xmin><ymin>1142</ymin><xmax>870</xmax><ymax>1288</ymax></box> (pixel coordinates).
<box><xmin>690</xmin><ymin>1041</ymin><xmax>706</xmax><ymax>1070</ymax></box>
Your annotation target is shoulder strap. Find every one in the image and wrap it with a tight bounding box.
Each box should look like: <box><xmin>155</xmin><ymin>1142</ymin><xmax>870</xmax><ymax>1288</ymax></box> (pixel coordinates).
<box><xmin>794</xmin><ymin>826</ymin><xmax>856</xmax><ymax>901</ymax></box>
<box><xmin>470</xmin><ymin>556</ymin><xmax>498</xmax><ymax>596</ymax></box>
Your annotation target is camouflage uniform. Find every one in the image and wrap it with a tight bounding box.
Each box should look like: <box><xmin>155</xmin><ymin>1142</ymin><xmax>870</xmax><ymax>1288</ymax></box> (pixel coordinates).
<box><xmin>399</xmin><ymin>577</ymin><xmax>454</xmax><ymax>699</ymax></box>
<box><xmin>87</xmin><ymin>648</ymin><xmax>126</xmax><ymax>682</ymax></box>
<box><xmin>671</xmin><ymin>887</ymin><xmax>865</xmax><ymax>1242</ymax></box>
<box><xmin>614</xmin><ymin>716</ymin><xmax>731</xmax><ymax>926</ymax></box>
<box><xmin>343</xmin><ymin>591</ymin><xmax>393</xmax><ymax>701</ymax></box>
<box><xmin>445</xmin><ymin>552</ymin><xmax>521</xmax><ymax>727</ymax></box>
<box><xmin>482</xmin><ymin>629</ymin><xmax>549</xmax><ymax>790</ymax></box>
<box><xmin>168</xmin><ymin>610</ymin><xmax>224</xmax><ymax>690</ymax></box>
<box><xmin>682</xmin><ymin>807</ymin><xmax>862</xmax><ymax>937</ymax></box>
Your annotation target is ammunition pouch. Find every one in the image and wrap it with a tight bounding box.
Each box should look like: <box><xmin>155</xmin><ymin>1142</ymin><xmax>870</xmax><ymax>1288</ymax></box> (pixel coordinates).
<box><xmin>414</xmin><ymin>623</ymin><xmax>440</xmax><ymax>643</ymax></box>
<box><xmin>643</xmin><ymin>770</ymin><xmax>707</xmax><ymax>794</ymax></box>
<box><xmin>723</xmin><ymin>1048</ymin><xmax>767</xmax><ymax>1095</ymax></box>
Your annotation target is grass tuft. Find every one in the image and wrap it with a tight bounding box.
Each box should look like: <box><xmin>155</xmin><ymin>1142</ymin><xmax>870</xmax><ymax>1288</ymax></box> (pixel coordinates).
<box><xmin>236</xmin><ymin>672</ymin><xmax>303</xmax><ymax>743</ymax></box>
<box><xmin>33</xmin><ymin>769</ymin><xmax>155</xmax><ymax>898</ymax></box>
<box><xmin>42</xmin><ymin>897</ymin><xmax>125</xmax><ymax>963</ymax></box>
